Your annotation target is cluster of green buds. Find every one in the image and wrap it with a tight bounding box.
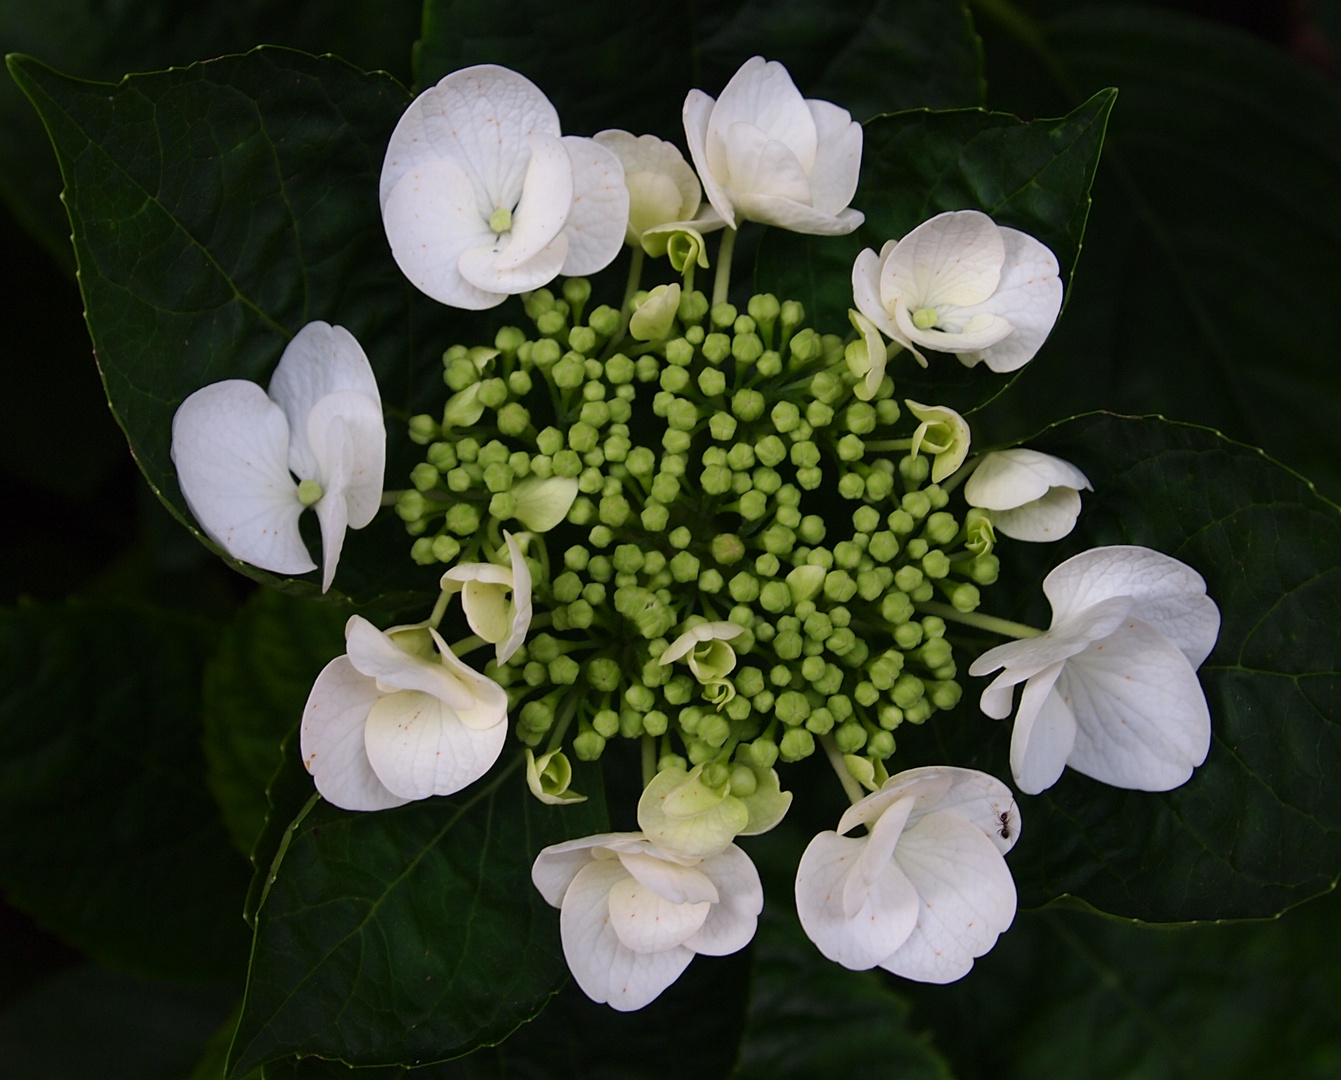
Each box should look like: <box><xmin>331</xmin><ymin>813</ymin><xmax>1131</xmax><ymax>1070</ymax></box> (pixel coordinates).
<box><xmin>397</xmin><ymin>276</ymin><xmax>1003</xmax><ymax>792</ymax></box>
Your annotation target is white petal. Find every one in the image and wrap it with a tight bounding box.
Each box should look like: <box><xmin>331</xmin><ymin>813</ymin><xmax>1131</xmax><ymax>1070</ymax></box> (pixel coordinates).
<box><xmin>894</xmin><ymin>296</ymin><xmax>1015</xmax><ymax>354</ymax></box>
<box><xmin>992</xmin><ymin>487</ymin><xmax>1083</xmax><ymax>543</ymax></box>
<box><xmin>683</xmin><ymin>88</ymin><xmax>735</xmax><ymax>229</ymax></box>
<box><xmin>170</xmin><ymin>380</ymin><xmax>313</xmax><ymax>575</ymax></box>
<box><xmin>660</xmin><ymin>621</ymin><xmax>745</xmax><ymax>664</ymax></box>
<box><xmin>1059</xmin><ymin>620</ymin><xmax>1212</xmax><ymax>790</ymax></box>
<box><xmin>880</xmin><ymin>811</ymin><xmax>1016</xmax><ymax>983</ymax></box>
<box><xmin>492</xmin><ymin>132</ymin><xmax>573</xmax><ymax>272</ymax></box>
<box><xmin>733</xmin><ymin>193</ymin><xmax>864</xmax><ymax>236</ymax></box>
<box><xmin>963</xmin><ymin>449</ymin><xmax>1091</xmax><ymax>511</ymax></box>
<box><xmin>266</xmin><ymin>323</ymin><xmax>382</xmax><ymax>483</ymax></box>
<box><xmin>380</xmin><ymin>64</ymin><xmax>560</xmax><ymax>213</ymax></box>
<box><xmin>559</xmin><ymin>135</ymin><xmax>630</xmax><ymax>275</ymax></box>
<box><xmin>683</xmin><ymin>844</ymin><xmax>763</xmax><ymax>956</ymax></box>
<box><xmin>593</xmin><ymin>129</ymin><xmax>700</xmax><ymax>236</ymax></box>
<box><xmin>881</xmin><ymin>210</ymin><xmax>1005</xmax><ymax>311</ymax></box>
<box><xmin>1009</xmin><ymin>664</ymin><xmax>1076</xmax><ymax>795</ymax></box>
<box><xmin>607</xmin><ymin>874</ymin><xmax>710</xmax><ymax>953</ymax></box>
<box><xmin>899</xmin><ymin>766</ymin><xmax>1021</xmax><ymax>856</ymax></box>
<box><xmin>709</xmin><ymin>57</ymin><xmax>817</xmax><ymax>173</ymax></box>
<box><xmin>795</xmin><ymin>831</ymin><xmax>919</xmax><ymax>970</ymax></box>
<box><xmin>1042</xmin><ymin>546</ymin><xmax>1220</xmax><ymax>666</ymax></box>
<box><xmin>561</xmin><ymin>861</ymin><xmax>694</xmax><ymax>1011</ymax></box>
<box><xmin>804</xmin><ymin>98</ymin><xmax>862</xmax><ymax>216</ymax></box>
<box><xmin>383</xmin><ymin>160</ymin><xmax>505</xmax><ymax>309</ymax></box>
<box><xmin>499</xmin><ymin>530</ymin><xmax>533</xmax><ymax>663</ymax></box>
<box><xmin>970</xmin><ymin>228</ymin><xmax>1064</xmax><ymax>373</ymax></box>
<box><xmin>847</xmin><ymin>795</ymin><xmax>916</xmax><ymax>916</ymax></box>
<box><xmin>362</xmin><ymin>688</ymin><xmax>507</xmax><ymax>800</ymax></box>
<box><xmin>836</xmin><ymin>770</ymin><xmax>951</xmax><ymax>836</ymax></box>
<box><xmin>724</xmin><ymin>123</ymin><xmax>813</xmax><ymax>205</ymax></box>
<box><xmin>306</xmin><ymin>390</ymin><xmax>386</xmax><ymax>592</ymax></box>
<box><xmin>532</xmin><ymin>833</ymin><xmax>644</xmax><ymax>907</ymax></box>
<box><xmin>300</xmin><ymin>657</ymin><xmax>410</xmax><ymax>812</ymax></box>
<box><xmin>852</xmin><ymin>248</ymin><xmax>902</xmax><ymax>341</ymax></box>
<box><xmin>511</xmin><ymin>475</ymin><xmax>579</xmax><ymax>532</ymax></box>
<box><xmin>622</xmin><ymin>170</ymin><xmax>688</xmax><ymax>243</ymax></box>
<box><xmin>618</xmin><ymin>850</ymin><xmax>719</xmax><ymax>905</ymax></box>
<box><xmin>969</xmin><ymin>594</ymin><xmax>1136</xmax><ymax>679</ymax></box>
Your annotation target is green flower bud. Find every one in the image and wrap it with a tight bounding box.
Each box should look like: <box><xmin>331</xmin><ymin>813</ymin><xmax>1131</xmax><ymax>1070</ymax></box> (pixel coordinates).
<box><xmin>669</xmin><ymin>551</ymin><xmax>700</xmax><ymax>582</ymax></box>
<box><xmin>732</xmin><ymin>332</ymin><xmax>764</xmax><ymax>365</ymax></box>
<box><xmin>430</xmin><ymin>535</ymin><xmax>461</xmax><ymax>563</ymax></box>
<box><xmin>761</xmin><ymin>524</ymin><xmax>796</xmax><ymax>557</ymax></box>
<box><xmin>771</xmin><ymin>401</ymin><xmax>801</xmax><ymax>434</ymax></box>
<box><xmin>775</xmin><ymin>690</ymin><xmax>811</xmax><ymax>726</ymax></box>
<box><xmin>531</xmin><ymin>338</ymin><xmax>562</xmax><ymax>369</ymax></box>
<box><xmin>586</xmin><ymin>657</ymin><xmax>621</xmax><ymax>692</ymax></box>
<box><xmin>779</xmin><ymin>728</ymin><xmax>815</xmax><ymax>762</ymax></box>
<box><xmin>442</xmin><ymin>503</ymin><xmax>478</xmax><ymax>535</ymax></box>
<box><xmin>709</xmin><ymin>533</ymin><xmax>745</xmax><ymax>565</ymax></box>
<box><xmin>805</xmin><ymin>707</ymin><xmax>834</xmax><ymax>735</ymax></box>
<box><xmin>573</xmin><ymin>729</ymin><xmax>606</xmax><ymax>761</ymax></box>
<box><xmin>969</xmin><ymin>554</ymin><xmax>1000</xmax><ymax>585</ymax></box>
<box><xmin>700</xmin><ymin>332</ymin><xmax>730</xmax><ymax>364</ymax></box>
<box><xmin>698</xmin><ymin>569</ymin><xmax>724</xmax><ymax>593</ymax></box>
<box><xmin>833</xmin><ymin>719</ymin><xmax>866</xmax><ymax>753</ymax></box>
<box><xmin>669</xmin><ymin>526</ymin><xmax>692</xmax><ymax>549</ymax></box>
<box><xmin>588</xmin><ymin>525</ymin><xmax>614</xmax><ymax>548</ymax></box>
<box><xmin>845</xmin><ymin>402</ymin><xmax>877</xmax><ymax>435</ymax></box>
<box><xmin>891</xmin><ymin>673</ymin><xmax>926</xmax><ymax>709</ymax></box>
<box><xmin>923</xmin><ymin>511</ymin><xmax>958</xmax><ymax>547</ymax></box>
<box><xmin>922</xmin><ymin>550</ymin><xmax>951</xmax><ymax>579</ymax></box>
<box><xmin>701</xmin><ymin>464</ymin><xmax>733</xmax><ymax>495</ymax></box>
<box><xmin>789</xmin><ymin>327</ymin><xmax>821</xmax><ymax>362</ymax></box>
<box><xmin>941</xmin><ymin>579</ymin><xmax>981</xmax><ymax>613</ymax></box>
<box><xmin>738</xmin><ymin>491</ymin><xmax>767</xmax><ymax>520</ymax></box>
<box><xmin>786</xmin><ymin>564</ymin><xmax>826</xmax><ymax>605</ymax></box>
<box><xmin>548</xmin><ymin>656</ymin><xmax>580</xmax><ymax>685</ymax></box>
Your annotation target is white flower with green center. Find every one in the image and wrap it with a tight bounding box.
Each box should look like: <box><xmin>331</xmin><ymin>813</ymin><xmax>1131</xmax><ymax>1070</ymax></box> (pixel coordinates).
<box><xmin>591</xmin><ymin>129</ymin><xmax>722</xmax><ymax>249</ymax></box>
<box><xmin>299</xmin><ymin>616</ymin><xmax>509</xmax><ymax>811</ymax></box>
<box><xmin>660</xmin><ymin>620</ymin><xmax>745</xmax><ymax>683</ymax></box>
<box><xmin>532</xmin><ymin>831</ymin><xmax>763</xmax><ymax>1011</ymax></box>
<box><xmin>852</xmin><ymin>209</ymin><xmax>1062</xmax><ymax>372</ymax></box>
<box><xmin>795</xmin><ymin>766</ymin><xmax>1019</xmax><ymax>984</ymax></box>
<box><xmin>905</xmin><ymin>400</ymin><xmax>971</xmax><ymax>483</ymax></box>
<box><xmin>969</xmin><ymin>546</ymin><xmax>1220</xmax><ymax>795</ymax></box>
<box><xmin>683</xmin><ymin>56</ymin><xmax>864</xmax><ymax>235</ymax></box>
<box><xmin>636</xmin><ymin>764</ymin><xmax>792</xmax><ymax>859</ymax></box>
<box><xmin>171</xmin><ymin>321</ymin><xmax>384</xmax><ymax>593</ymax></box>
<box><xmin>380</xmin><ymin>65</ymin><xmax>629</xmax><ymax>310</ymax></box>
<box><xmin>964</xmin><ymin>449</ymin><xmax>1092</xmax><ymax>542</ymax></box>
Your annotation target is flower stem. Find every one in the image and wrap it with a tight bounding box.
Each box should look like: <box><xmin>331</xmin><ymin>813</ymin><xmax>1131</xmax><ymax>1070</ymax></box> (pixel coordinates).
<box><xmin>939</xmin><ymin>455</ymin><xmax>980</xmax><ymax>495</ymax></box>
<box><xmin>642</xmin><ymin>733</ymin><xmax>656</xmax><ymax>788</ymax></box>
<box><xmin>864</xmin><ymin>438</ymin><xmax>914</xmax><ymax>453</ymax></box>
<box><xmin>428</xmin><ymin>588</ymin><xmax>453</xmax><ymax>630</ymax></box>
<box><xmin>712</xmin><ymin>228</ymin><xmax>737</xmax><ymax>307</ymax></box>
<box><xmin>622</xmin><ymin>246</ymin><xmax>645</xmax><ymax>314</ymax></box>
<box><xmin>820</xmin><ymin>733</ymin><xmax>867</xmax><ymax>806</ymax></box>
<box><xmin>545</xmin><ymin>689</ymin><xmax>581</xmax><ymax>753</ymax></box>
<box><xmin>914</xmin><ymin>600</ymin><xmax>1044</xmax><ymax>638</ymax></box>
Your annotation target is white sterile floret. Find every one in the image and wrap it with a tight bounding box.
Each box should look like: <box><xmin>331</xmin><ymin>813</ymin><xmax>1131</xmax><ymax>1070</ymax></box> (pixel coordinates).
<box><xmin>852</xmin><ymin>210</ymin><xmax>1062</xmax><ymax>373</ymax></box>
<box><xmin>532</xmin><ymin>832</ymin><xmax>763</xmax><ymax>1011</ymax></box>
<box><xmin>659</xmin><ymin>621</ymin><xmax>745</xmax><ymax>683</ymax></box>
<box><xmin>591</xmin><ymin>130</ymin><xmax>721</xmax><ymax>246</ymax></box>
<box><xmin>795</xmin><ymin>766</ymin><xmax>1019</xmax><ymax>984</ymax></box>
<box><xmin>964</xmin><ymin>449</ymin><xmax>1092</xmax><ymax>542</ymax></box>
<box><xmin>300</xmin><ymin>616</ymin><xmax>508</xmax><ymax>810</ymax></box>
<box><xmin>380</xmin><ymin>65</ymin><xmax>629</xmax><ymax>310</ymax></box>
<box><xmin>440</xmin><ymin>531</ymin><xmax>533</xmax><ymax>664</ymax></box>
<box><xmin>171</xmin><ymin>321</ymin><xmax>384</xmax><ymax>593</ymax></box>
<box><xmin>683</xmin><ymin>56</ymin><xmax>864</xmax><ymax>236</ymax></box>
<box><xmin>969</xmin><ymin>546</ymin><xmax>1221</xmax><ymax>795</ymax></box>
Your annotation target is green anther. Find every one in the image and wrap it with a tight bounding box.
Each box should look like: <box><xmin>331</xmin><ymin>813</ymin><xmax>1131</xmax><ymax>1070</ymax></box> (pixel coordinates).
<box><xmin>670</xmin><ymin>526</ymin><xmax>692</xmax><ymax>549</ymax></box>
<box><xmin>292</xmin><ymin>477</ymin><xmax>324</xmax><ymax>508</ymax></box>
<box><xmin>698</xmin><ymin>569</ymin><xmax>724</xmax><ymax>593</ymax></box>
<box><xmin>771</xmin><ymin>401</ymin><xmax>801</xmax><ymax>433</ymax></box>
<box><xmin>911</xmin><ymin>307</ymin><xmax>938</xmax><ymax>331</ymax></box>
<box><xmin>488</xmin><ymin>206</ymin><xmax>513</xmax><ymax>234</ymax></box>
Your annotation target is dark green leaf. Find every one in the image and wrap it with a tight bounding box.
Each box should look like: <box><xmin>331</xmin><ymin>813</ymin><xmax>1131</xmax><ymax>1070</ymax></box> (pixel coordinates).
<box><xmin>243</xmin><ymin>737</ymin><xmax>322</xmax><ymax>933</ymax></box>
<box><xmin>8</xmin><ymin>49</ymin><xmax>485</xmax><ymax>608</ymax></box>
<box><xmin>754</xmin><ymin>88</ymin><xmax>1114</xmax><ymax>415</ymax></box>
<box><xmin>415</xmin><ymin>0</ymin><xmax>982</xmax><ymax>138</ymax></box>
<box><xmin>905</xmin><ymin>889</ymin><xmax>1341</xmax><ymax>1080</ymax></box>
<box><xmin>0</xmin><ymin>0</ymin><xmax>423</xmax><ymax>267</ymax></box>
<box><xmin>899</xmin><ymin>414</ymin><xmax>1341</xmax><ymax>921</ymax></box>
<box><xmin>0</xmin><ymin>965</ymin><xmax>235</xmax><ymax>1080</ymax></box>
<box><xmin>0</xmin><ymin>601</ymin><xmax>250</xmax><ymax>981</ymax></box>
<box><xmin>733</xmin><ymin>906</ymin><xmax>954</xmax><ymax>1080</ymax></box>
<box><xmin>970</xmin><ymin>5</ymin><xmax>1341</xmax><ymax>500</ymax></box>
<box><xmin>229</xmin><ymin>758</ymin><xmax>609</xmax><ymax>1074</ymax></box>
<box><xmin>204</xmin><ymin>589</ymin><xmax>350</xmax><ymax>855</ymax></box>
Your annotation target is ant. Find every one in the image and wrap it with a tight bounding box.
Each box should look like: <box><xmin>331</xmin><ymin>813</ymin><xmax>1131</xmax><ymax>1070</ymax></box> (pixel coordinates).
<box><xmin>995</xmin><ymin>803</ymin><xmax>1017</xmax><ymax>841</ymax></box>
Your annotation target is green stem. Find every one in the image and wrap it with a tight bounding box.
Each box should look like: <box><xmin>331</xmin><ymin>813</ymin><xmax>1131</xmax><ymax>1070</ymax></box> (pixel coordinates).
<box><xmin>865</xmin><ymin>438</ymin><xmax>914</xmax><ymax>453</ymax></box>
<box><xmin>642</xmin><ymin>733</ymin><xmax>656</xmax><ymax>788</ymax></box>
<box><xmin>820</xmin><ymin>733</ymin><xmax>867</xmax><ymax>806</ymax></box>
<box><xmin>622</xmin><ymin>247</ymin><xmax>645</xmax><ymax>313</ymax></box>
<box><xmin>914</xmin><ymin>600</ymin><xmax>1044</xmax><ymax>639</ymax></box>
<box><xmin>712</xmin><ymin>228</ymin><xmax>737</xmax><ymax>308</ymax></box>
<box><xmin>939</xmin><ymin>455</ymin><xmax>980</xmax><ymax>495</ymax></box>
<box><xmin>449</xmin><ymin>633</ymin><xmax>487</xmax><ymax>656</ymax></box>
<box><xmin>428</xmin><ymin>588</ymin><xmax>454</xmax><ymax>630</ymax></box>
<box><xmin>545</xmin><ymin>689</ymin><xmax>582</xmax><ymax>753</ymax></box>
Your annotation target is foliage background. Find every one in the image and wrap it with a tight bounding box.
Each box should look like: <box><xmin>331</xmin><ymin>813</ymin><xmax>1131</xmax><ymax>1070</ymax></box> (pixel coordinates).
<box><xmin>1</xmin><ymin>0</ymin><xmax>1339</xmax><ymax>1077</ymax></box>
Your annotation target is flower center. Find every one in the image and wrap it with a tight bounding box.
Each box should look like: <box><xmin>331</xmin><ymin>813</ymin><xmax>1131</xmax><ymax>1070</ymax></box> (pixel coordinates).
<box><xmin>911</xmin><ymin>307</ymin><xmax>939</xmax><ymax>331</ymax></box>
<box><xmin>488</xmin><ymin>206</ymin><xmax>513</xmax><ymax>234</ymax></box>
<box><xmin>297</xmin><ymin>478</ymin><xmax>324</xmax><ymax>507</ymax></box>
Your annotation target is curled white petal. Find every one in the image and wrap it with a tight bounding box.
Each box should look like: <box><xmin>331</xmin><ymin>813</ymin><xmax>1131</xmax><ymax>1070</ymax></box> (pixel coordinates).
<box><xmin>965</xmin><ymin>449</ymin><xmax>1091</xmax><ymax>543</ymax></box>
